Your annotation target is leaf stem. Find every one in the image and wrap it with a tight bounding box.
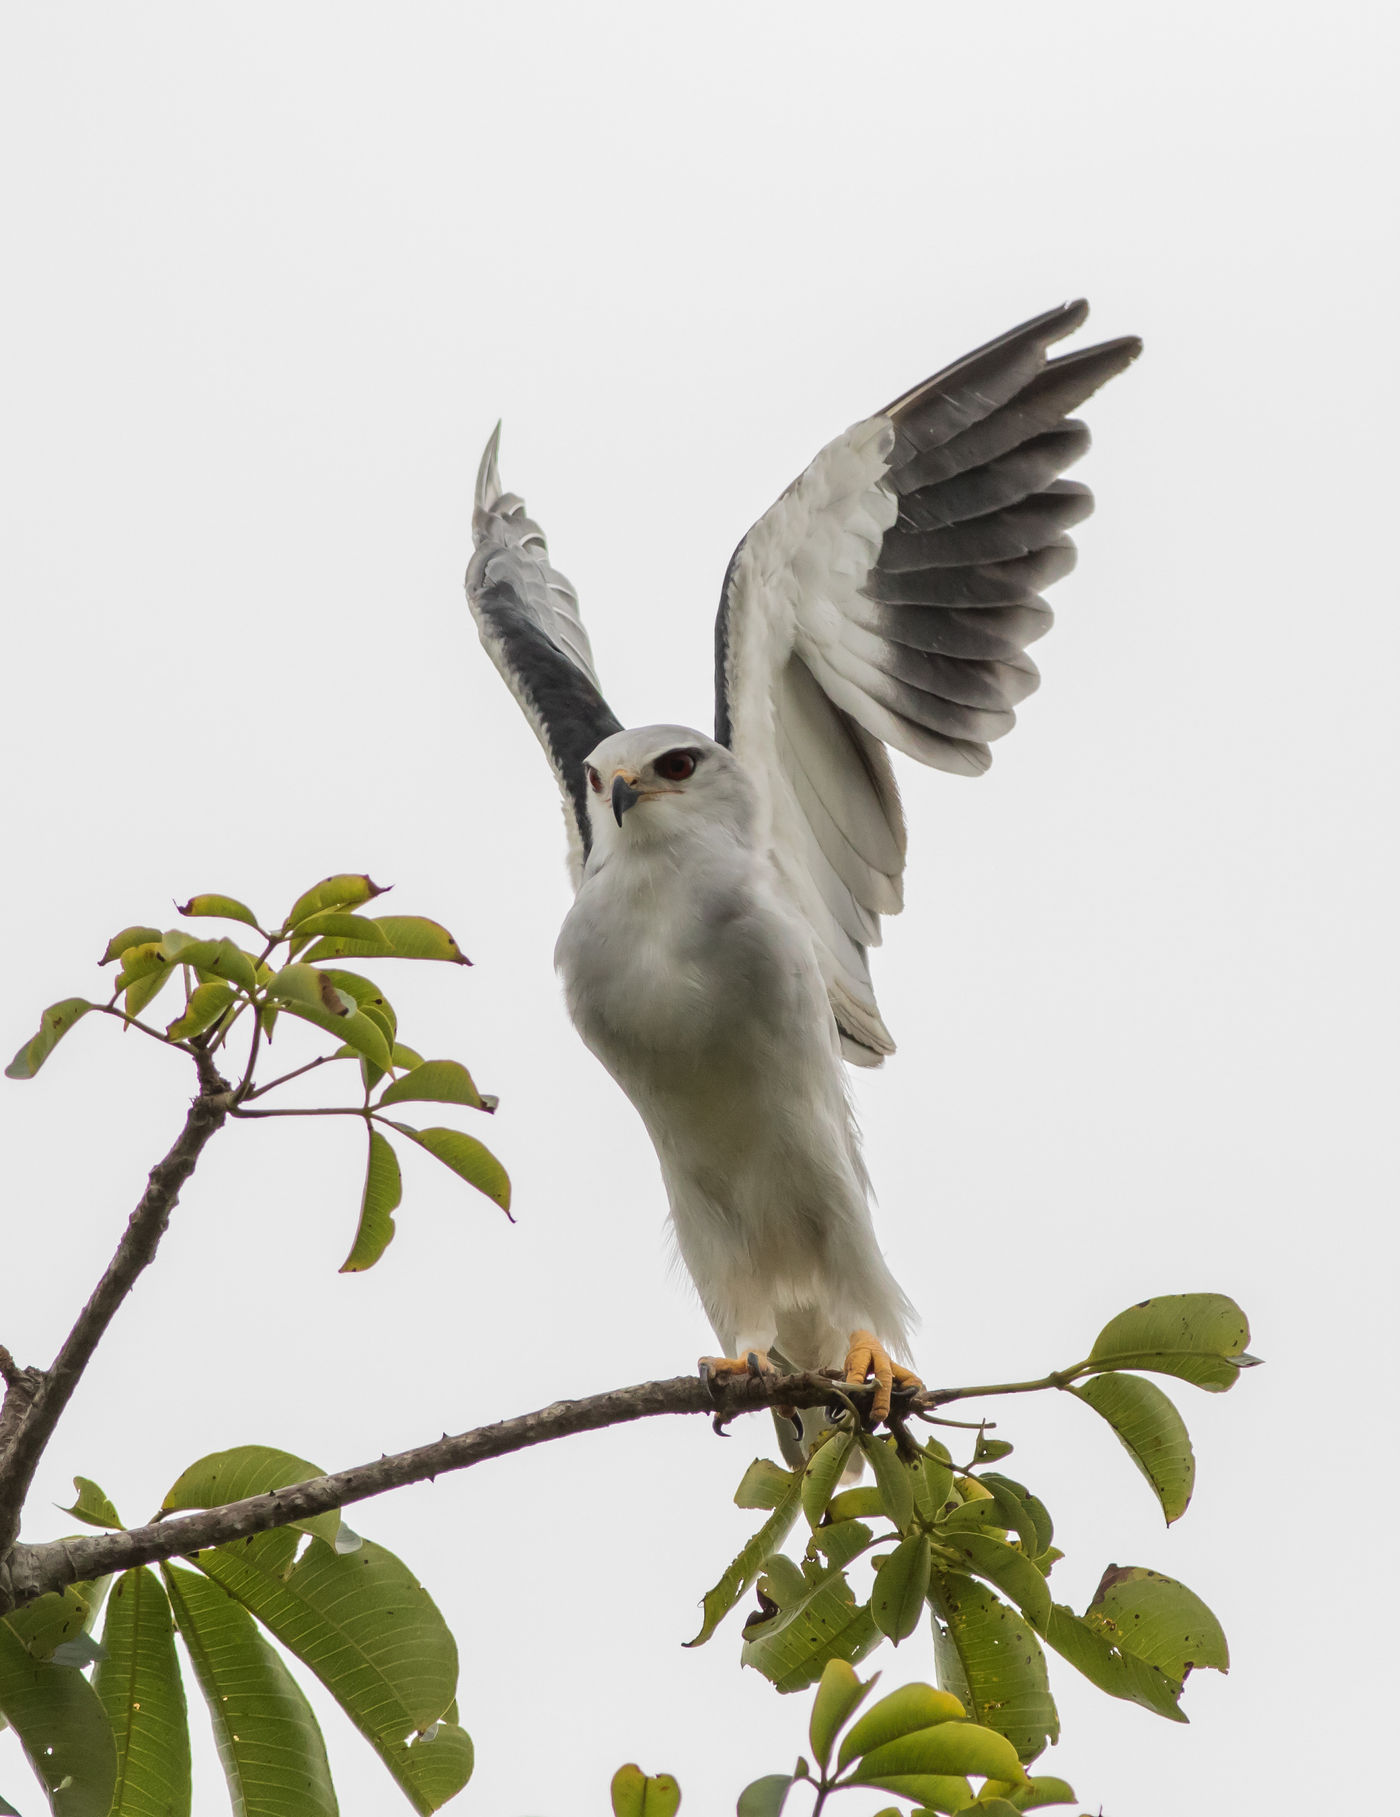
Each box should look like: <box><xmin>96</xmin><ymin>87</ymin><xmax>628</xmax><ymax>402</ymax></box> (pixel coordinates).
<box><xmin>927</xmin><ymin>1364</ymin><xmax>1089</xmax><ymax>1406</ymax></box>
<box><xmin>243</xmin><ymin>1054</ymin><xmax>343</xmax><ymax>1101</ymax></box>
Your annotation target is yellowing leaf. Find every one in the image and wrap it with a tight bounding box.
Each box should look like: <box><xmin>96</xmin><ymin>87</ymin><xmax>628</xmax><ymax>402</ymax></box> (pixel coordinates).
<box><xmin>385</xmin><ymin>1123</ymin><xmax>511</xmax><ymax>1216</ymax></box>
<box><xmin>379</xmin><ymin>1061</ymin><xmax>486</xmax><ymax>1111</ymax></box>
<box><xmin>285</xmin><ymin>874</ymin><xmax>389</xmax><ymax>928</ymax></box>
<box><xmin>165</xmin><ymin>981</ymin><xmax>235</xmax><ymax>1042</ymax></box>
<box><xmin>341</xmin><ymin>1130</ymin><xmax>403</xmax><ymax>1273</ymax></box>
<box><xmin>6</xmin><ymin>998</ymin><xmax>93</xmax><ymax>1079</ymax></box>
<box><xmin>303</xmin><ymin>915</ymin><xmax>469</xmax><ymax>965</ymax></box>
<box><xmin>175</xmin><ymin>894</ymin><xmax>262</xmax><ymax>931</ymax></box>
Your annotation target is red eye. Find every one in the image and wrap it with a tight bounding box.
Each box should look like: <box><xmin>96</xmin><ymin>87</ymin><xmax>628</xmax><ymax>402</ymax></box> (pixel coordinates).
<box><xmin>655</xmin><ymin>750</ymin><xmax>697</xmax><ymax>782</ymax></box>
<box><xmin>585</xmin><ymin>765</ymin><xmax>603</xmax><ymax>794</ymax></box>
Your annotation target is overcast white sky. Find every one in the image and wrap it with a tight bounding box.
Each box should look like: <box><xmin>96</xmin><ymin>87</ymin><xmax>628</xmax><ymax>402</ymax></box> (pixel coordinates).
<box><xmin>2</xmin><ymin>4</ymin><xmax>1396</xmax><ymax>1814</ymax></box>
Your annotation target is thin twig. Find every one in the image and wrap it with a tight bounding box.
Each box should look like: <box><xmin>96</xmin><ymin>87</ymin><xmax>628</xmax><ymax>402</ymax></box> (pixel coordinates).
<box><xmin>243</xmin><ymin>1054</ymin><xmax>342</xmax><ymax>1101</ymax></box>
<box><xmin>230</xmin><ymin>1105</ymin><xmax>370</xmax><ymax>1121</ymax></box>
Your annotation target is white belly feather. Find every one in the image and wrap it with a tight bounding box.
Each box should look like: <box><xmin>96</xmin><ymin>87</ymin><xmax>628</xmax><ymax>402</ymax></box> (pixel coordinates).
<box><xmin>555</xmin><ymin>836</ymin><xmax>912</xmax><ymax>1370</ymax></box>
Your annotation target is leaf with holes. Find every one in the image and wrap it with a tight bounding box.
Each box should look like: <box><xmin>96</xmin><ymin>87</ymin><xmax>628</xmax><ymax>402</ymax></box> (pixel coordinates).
<box><xmin>687</xmin><ymin>1470</ymin><xmax>804</xmax><ymax>1647</ymax></box>
<box><xmin>1084</xmin><ymin>1565</ymin><xmax>1227</xmax><ymax>1684</ymax></box>
<box><xmin>163</xmin><ymin>1446</ymin><xmax>338</xmax><ymax>1546</ymax></box>
<box><xmin>1070</xmin><ymin>1373</ymin><xmax>1195</xmax><ymax>1522</ymax></box>
<box><xmin>164</xmin><ymin>1566</ymin><xmax>336</xmax><ymax>1817</ymax></box>
<box><xmin>1086</xmin><ymin>1293</ymin><xmax>1259</xmax><ymax>1392</ymax></box>
<box><xmin>871</xmin><ymin>1533</ymin><xmax>931</xmax><ymax>1643</ymax></box>
<box><xmin>1041</xmin><ymin>1603</ymin><xmax>1187</xmax><ymax>1722</ymax></box>
<box><xmin>6</xmin><ymin>999</ymin><xmax>93</xmax><ymax>1079</ymax></box>
<box><xmin>193</xmin><ymin>1530</ymin><xmax>467</xmax><ymax>1813</ymax></box>
<box><xmin>928</xmin><ymin>1571</ymin><xmax>1059</xmax><ymax>1764</ymax></box>
<box><xmin>94</xmin><ymin>1569</ymin><xmax>190</xmax><ymax>1817</ymax></box>
<box><xmin>740</xmin><ymin>1563</ymin><xmax>880</xmax><ymax>1693</ymax></box>
<box><xmin>0</xmin><ymin>1616</ymin><xmax>116</xmax><ymax>1817</ymax></box>
<box><xmin>339</xmin><ymin>1128</ymin><xmax>404</xmax><ymax>1273</ymax></box>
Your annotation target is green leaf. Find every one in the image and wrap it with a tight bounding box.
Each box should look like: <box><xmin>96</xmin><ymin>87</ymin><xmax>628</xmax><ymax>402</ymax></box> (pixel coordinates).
<box><xmin>610</xmin><ymin>1764</ymin><xmax>681</xmax><ymax>1817</ymax></box>
<box><xmin>859</xmin><ymin>1432</ymin><xmax>914</xmax><ymax>1532</ymax></box>
<box><xmin>1085</xmin><ymin>1293</ymin><xmax>1258</xmax><ymax>1392</ymax></box>
<box><xmin>741</xmin><ymin>1563</ymin><xmax>880</xmax><ymax>1693</ymax></box>
<box><xmin>158</xmin><ymin>934</ymin><xmax>260</xmax><ymax>995</ymax></box>
<box><xmin>1070</xmin><ymin>1373</ymin><xmax>1195</xmax><ymax>1523</ymax></box>
<box><xmin>0</xmin><ymin>1618</ymin><xmax>117</xmax><ymax>1816</ymax></box>
<box><xmin>972</xmin><ymin>1435</ymin><xmax>1014</xmax><ymax>1464</ymax></box>
<box><xmin>384</xmin><ymin>1123</ymin><xmax>511</xmax><ymax>1217</ymax></box>
<box><xmin>396</xmin><ymin>1722</ymin><xmax>473</xmax><ymax>1811</ymax></box>
<box><xmin>339</xmin><ymin>1129</ymin><xmax>403</xmax><ymax>1273</ymax></box>
<box><xmin>94</xmin><ymin>1568</ymin><xmax>191</xmax><ymax>1817</ymax></box>
<box><xmin>302</xmin><ymin>915</ymin><xmax>468</xmax><ymax>966</ymax></box>
<box><xmin>943</xmin><ymin>1533</ymin><xmax>1051</xmax><ymax>1629</ymax></box>
<box><xmin>56</xmin><ymin>1478</ymin><xmax>122</xmax><ymax>1531</ymax></box>
<box><xmin>163</xmin><ymin>1566</ymin><xmax>336</xmax><ymax>1817</ymax></box>
<box><xmin>1084</xmin><ymin>1565</ymin><xmax>1228</xmax><ymax>1682</ymax></box>
<box><xmin>6</xmin><ymin>999</ymin><xmax>93</xmax><ymax>1079</ymax></box>
<box><xmin>826</xmin><ymin>1487</ymin><xmax>885</xmax><ymax>1524</ymax></box>
<box><xmin>810</xmin><ymin>1520</ymin><xmax>875</xmax><ymax>1572</ymax></box>
<box><xmin>979</xmin><ymin>1773</ymin><xmax>1078</xmax><ymax>1810</ymax></box>
<box><xmin>285</xmin><ymin>874</ymin><xmax>389</xmax><ymax>929</ymax></box>
<box><xmin>837</xmin><ymin>1682</ymin><xmax>967</xmax><ymax>1773</ymax></box>
<box><xmin>1041</xmin><ymin>1603</ymin><xmax>1187</xmax><ymax>1722</ymax></box>
<box><xmin>928</xmin><ymin>1572</ymin><xmax>1059</xmax><ymax>1764</ymax></box>
<box><xmin>736</xmin><ymin>1774</ymin><xmax>795</xmax><ymax>1817</ymax></box>
<box><xmin>194</xmin><ymin>1532</ymin><xmax>466</xmax><ymax>1813</ymax></box>
<box><xmin>938</xmin><ymin>1500</ymin><xmax>1007</xmax><ymax>1539</ymax></box>
<box><xmin>268</xmin><ymin>968</ymin><xmax>391</xmax><ymax>1073</ymax></box>
<box><xmin>391</xmin><ymin>1043</ymin><xmax>425</xmax><ymax>1072</ymax></box>
<box><xmin>100</xmin><ymin>927</ymin><xmax>163</xmax><ymax>966</ymax></box>
<box><xmin>808</xmin><ymin>1658</ymin><xmax>877</xmax><ymax>1773</ymax></box>
<box><xmin>734</xmin><ymin>1459</ymin><xmax>797</xmax><ymax>1513</ymax></box>
<box><xmin>849</xmin><ymin>1773</ymin><xmax>973</xmax><ymax>1810</ymax></box>
<box><xmin>851</xmin><ymin>1718</ymin><xmax>1025</xmax><ymax>1785</ymax></box>
<box><xmin>163</xmin><ymin>1446</ymin><xmax>339</xmax><ymax>1547</ymax></box>
<box><xmin>686</xmin><ymin>1470</ymin><xmax>805</xmax><ymax>1646</ymax></box>
<box><xmin>164</xmin><ymin>981</ymin><xmax>236</xmax><ymax>1042</ymax></box>
<box><xmin>912</xmin><ymin>1442</ymin><xmax>955</xmax><ymax>1522</ymax></box>
<box><xmin>378</xmin><ymin>1061</ymin><xmax>486</xmax><ymax>1112</ymax></box>
<box><xmin>286</xmin><ymin>912</ymin><xmax>393</xmax><ymax>952</ymax></box>
<box><xmin>176</xmin><ymin>895</ymin><xmax>262</xmax><ymax>931</ymax></box>
<box><xmin>3</xmin><ymin>1581</ymin><xmax>107</xmax><ymax>1665</ymax></box>
<box><xmin>801</xmin><ymin>1428</ymin><xmax>855</xmax><ymax>1528</ymax></box>
<box><xmin>973</xmin><ymin>1476</ymin><xmax>1040</xmax><ymax>1558</ymax></box>
<box><xmin>871</xmin><ymin>1533</ymin><xmax>932</xmax><ymax>1643</ymax></box>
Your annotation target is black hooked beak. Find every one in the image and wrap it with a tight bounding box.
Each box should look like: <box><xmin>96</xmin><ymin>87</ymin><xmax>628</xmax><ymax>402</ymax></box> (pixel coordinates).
<box><xmin>611</xmin><ymin>774</ymin><xmax>641</xmax><ymax>826</ymax></box>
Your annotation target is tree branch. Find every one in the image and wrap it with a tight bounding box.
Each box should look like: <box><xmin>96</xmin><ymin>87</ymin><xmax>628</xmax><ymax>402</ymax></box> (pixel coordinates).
<box><xmin>3</xmin><ymin>1367</ymin><xmax>913</xmax><ymax>1609</ymax></box>
<box><xmin>0</xmin><ymin>1047</ymin><xmax>233</xmax><ymax>1558</ymax></box>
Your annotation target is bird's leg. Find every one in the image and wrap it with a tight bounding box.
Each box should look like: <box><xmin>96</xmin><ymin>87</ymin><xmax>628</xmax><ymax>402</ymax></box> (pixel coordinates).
<box><xmin>845</xmin><ymin>1329</ymin><xmax>923</xmax><ymax>1427</ymax></box>
<box><xmin>698</xmin><ymin>1346</ymin><xmax>775</xmax><ymax>1387</ymax></box>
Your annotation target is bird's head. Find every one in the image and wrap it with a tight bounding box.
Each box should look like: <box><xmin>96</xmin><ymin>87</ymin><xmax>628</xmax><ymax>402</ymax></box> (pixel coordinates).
<box><xmin>580</xmin><ymin>725</ymin><xmax>754</xmax><ymax>859</ymax></box>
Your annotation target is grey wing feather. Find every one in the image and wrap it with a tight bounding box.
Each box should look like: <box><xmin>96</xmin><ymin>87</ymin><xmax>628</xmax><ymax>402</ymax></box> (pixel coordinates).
<box><xmin>466</xmin><ymin>427</ymin><xmax>622</xmax><ymax>886</ymax></box>
<box><xmin>715</xmin><ymin>301</ymin><xmax>1141</xmax><ymax>1062</ymax></box>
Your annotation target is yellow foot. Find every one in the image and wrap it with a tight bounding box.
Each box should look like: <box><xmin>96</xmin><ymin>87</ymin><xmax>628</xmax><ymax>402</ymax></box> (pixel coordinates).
<box><xmin>698</xmin><ymin>1348</ymin><xmax>773</xmax><ymax>1386</ymax></box>
<box><xmin>845</xmin><ymin>1330</ymin><xmax>923</xmax><ymax>1426</ymax></box>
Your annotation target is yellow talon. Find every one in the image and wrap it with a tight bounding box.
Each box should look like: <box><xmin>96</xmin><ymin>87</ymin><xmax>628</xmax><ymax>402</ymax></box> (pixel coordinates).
<box><xmin>845</xmin><ymin>1329</ymin><xmax>922</xmax><ymax>1425</ymax></box>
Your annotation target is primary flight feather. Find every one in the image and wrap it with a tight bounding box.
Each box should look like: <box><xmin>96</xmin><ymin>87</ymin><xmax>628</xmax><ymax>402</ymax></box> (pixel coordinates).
<box><xmin>465</xmin><ymin>301</ymin><xmax>1139</xmax><ymax>1429</ymax></box>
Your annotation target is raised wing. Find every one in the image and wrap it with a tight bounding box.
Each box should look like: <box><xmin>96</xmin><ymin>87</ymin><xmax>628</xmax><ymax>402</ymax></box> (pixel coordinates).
<box><xmin>466</xmin><ymin>426</ymin><xmax>622</xmax><ymax>885</ymax></box>
<box><xmin>714</xmin><ymin>300</ymin><xmax>1141</xmax><ymax>1064</ymax></box>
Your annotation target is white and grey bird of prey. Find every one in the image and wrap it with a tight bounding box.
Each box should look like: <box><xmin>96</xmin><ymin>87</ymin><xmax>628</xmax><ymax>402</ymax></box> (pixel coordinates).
<box><xmin>466</xmin><ymin>301</ymin><xmax>1139</xmax><ymax>1438</ymax></box>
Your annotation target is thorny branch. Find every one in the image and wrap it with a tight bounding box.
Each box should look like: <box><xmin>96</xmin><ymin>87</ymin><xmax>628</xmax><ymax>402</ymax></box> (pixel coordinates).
<box><xmin>0</xmin><ymin>1044</ymin><xmax>233</xmax><ymax>1561</ymax></box>
<box><xmin>0</xmin><ymin>1360</ymin><xmax>1082</xmax><ymax>1614</ymax></box>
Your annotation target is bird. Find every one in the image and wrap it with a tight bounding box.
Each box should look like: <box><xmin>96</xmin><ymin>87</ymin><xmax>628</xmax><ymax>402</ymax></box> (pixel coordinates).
<box><xmin>465</xmin><ymin>300</ymin><xmax>1140</xmax><ymax>1447</ymax></box>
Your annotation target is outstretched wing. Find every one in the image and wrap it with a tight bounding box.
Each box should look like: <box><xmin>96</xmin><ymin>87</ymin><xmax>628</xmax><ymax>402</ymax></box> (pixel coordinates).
<box><xmin>466</xmin><ymin>427</ymin><xmax>622</xmax><ymax>886</ymax></box>
<box><xmin>714</xmin><ymin>301</ymin><xmax>1141</xmax><ymax>1064</ymax></box>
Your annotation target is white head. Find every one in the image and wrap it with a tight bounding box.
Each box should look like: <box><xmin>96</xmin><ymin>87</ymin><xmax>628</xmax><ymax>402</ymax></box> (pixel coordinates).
<box><xmin>580</xmin><ymin>724</ymin><xmax>756</xmax><ymax>864</ymax></box>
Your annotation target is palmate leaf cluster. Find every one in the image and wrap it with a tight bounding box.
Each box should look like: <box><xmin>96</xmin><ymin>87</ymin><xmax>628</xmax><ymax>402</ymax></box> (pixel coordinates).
<box><xmin>6</xmin><ymin>871</ymin><xmax>511</xmax><ymax>1269</ymax></box>
<box><xmin>0</xmin><ymin>1452</ymin><xmax>471</xmax><ymax>1817</ymax></box>
<box><xmin>663</xmin><ymin>1293</ymin><xmax>1256</xmax><ymax>1814</ymax></box>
